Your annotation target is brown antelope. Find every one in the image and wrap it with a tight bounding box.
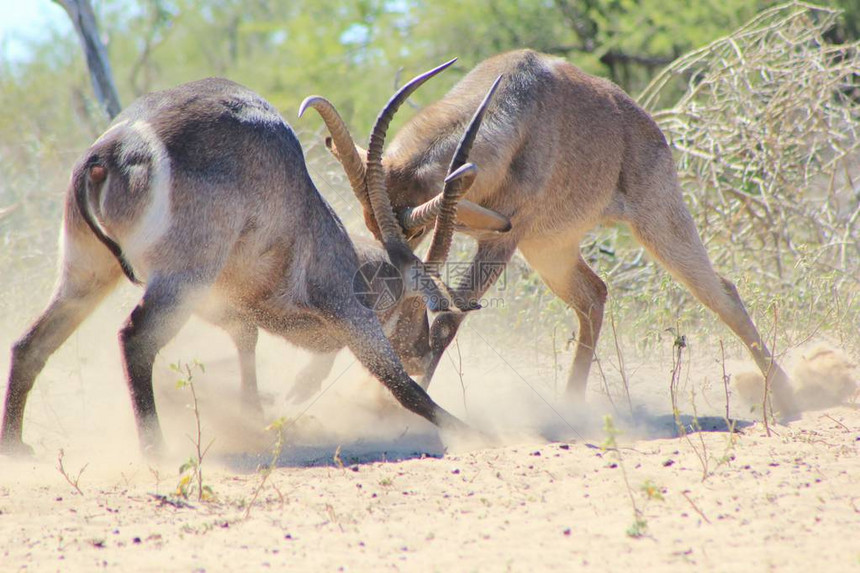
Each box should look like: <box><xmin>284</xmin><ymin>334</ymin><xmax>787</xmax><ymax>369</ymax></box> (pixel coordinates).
<box><xmin>0</xmin><ymin>66</ymin><xmax>494</xmax><ymax>456</ymax></box>
<box><xmin>303</xmin><ymin>49</ymin><xmax>799</xmax><ymax>418</ymax></box>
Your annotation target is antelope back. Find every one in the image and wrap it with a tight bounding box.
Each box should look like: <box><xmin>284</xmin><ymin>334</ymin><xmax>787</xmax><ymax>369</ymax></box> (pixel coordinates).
<box><xmin>384</xmin><ymin>50</ymin><xmax>672</xmax><ymax>237</ymax></box>
<box><xmin>72</xmin><ymin>78</ymin><xmax>358</xmax><ymax>303</ymax></box>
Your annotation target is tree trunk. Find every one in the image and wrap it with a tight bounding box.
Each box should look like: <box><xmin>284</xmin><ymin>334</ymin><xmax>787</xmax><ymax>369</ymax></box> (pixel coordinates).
<box><xmin>53</xmin><ymin>0</ymin><xmax>122</xmax><ymax>119</ymax></box>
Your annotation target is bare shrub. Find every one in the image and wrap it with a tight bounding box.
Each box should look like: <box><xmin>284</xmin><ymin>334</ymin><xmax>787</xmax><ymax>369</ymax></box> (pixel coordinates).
<box><xmin>632</xmin><ymin>2</ymin><xmax>859</xmax><ymax>343</ymax></box>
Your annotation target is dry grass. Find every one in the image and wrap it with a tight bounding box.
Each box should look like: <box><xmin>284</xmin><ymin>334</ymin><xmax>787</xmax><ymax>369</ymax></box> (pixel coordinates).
<box><xmin>637</xmin><ymin>2</ymin><xmax>858</xmax><ymax>347</ymax></box>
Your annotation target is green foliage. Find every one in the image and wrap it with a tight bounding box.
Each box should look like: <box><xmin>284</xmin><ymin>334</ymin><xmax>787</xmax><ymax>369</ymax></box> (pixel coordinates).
<box><xmin>176</xmin><ymin>455</ymin><xmax>214</xmax><ymax>501</ymax></box>
<box><xmin>640</xmin><ymin>480</ymin><xmax>664</xmax><ymax>501</ymax></box>
<box><xmin>601</xmin><ymin>414</ymin><xmax>622</xmax><ymax>452</ymax></box>
<box><xmin>242</xmin><ymin>416</ymin><xmax>290</xmax><ymax>519</ymax></box>
<box><xmin>602</xmin><ymin>415</ymin><xmax>653</xmax><ymax>538</ymax></box>
<box><xmin>171</xmin><ymin>359</ymin><xmax>206</xmax><ymax>389</ymax></box>
<box><xmin>625</xmin><ymin>517</ymin><xmax>648</xmax><ymax>538</ymax></box>
<box><xmin>7</xmin><ymin>1</ymin><xmax>856</xmax><ymax>147</ymax></box>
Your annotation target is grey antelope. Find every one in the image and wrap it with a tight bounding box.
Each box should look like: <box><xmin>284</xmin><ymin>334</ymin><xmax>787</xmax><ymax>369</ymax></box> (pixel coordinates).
<box><xmin>303</xmin><ymin>49</ymin><xmax>799</xmax><ymax>418</ymax></box>
<box><xmin>0</xmin><ymin>68</ymin><xmax>496</xmax><ymax>455</ymax></box>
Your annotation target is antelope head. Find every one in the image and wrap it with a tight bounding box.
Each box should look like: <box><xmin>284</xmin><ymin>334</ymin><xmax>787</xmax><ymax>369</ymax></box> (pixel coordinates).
<box><xmin>300</xmin><ymin>60</ymin><xmax>506</xmax><ymax>379</ymax></box>
<box><xmin>299</xmin><ymin>59</ymin><xmax>510</xmax><ymax>256</ymax></box>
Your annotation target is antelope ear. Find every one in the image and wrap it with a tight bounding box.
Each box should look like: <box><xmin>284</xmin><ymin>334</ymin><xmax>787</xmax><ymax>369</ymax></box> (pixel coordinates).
<box><xmin>455</xmin><ymin>200</ymin><xmax>512</xmax><ymax>233</ymax></box>
<box><xmin>326</xmin><ymin>137</ymin><xmax>367</xmax><ymax>164</ymax></box>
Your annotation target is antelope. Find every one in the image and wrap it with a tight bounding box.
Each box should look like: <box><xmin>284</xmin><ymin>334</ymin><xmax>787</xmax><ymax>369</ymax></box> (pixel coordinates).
<box><xmin>0</xmin><ymin>67</ymin><xmax>495</xmax><ymax>456</ymax></box>
<box><xmin>302</xmin><ymin>49</ymin><xmax>800</xmax><ymax>418</ymax></box>
<box><xmin>286</xmin><ymin>65</ymin><xmax>511</xmax><ymax>403</ymax></box>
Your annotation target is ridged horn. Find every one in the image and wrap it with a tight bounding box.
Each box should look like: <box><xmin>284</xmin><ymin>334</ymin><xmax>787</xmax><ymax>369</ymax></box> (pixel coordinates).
<box><xmin>400</xmin><ymin>199</ymin><xmax>511</xmax><ymax>233</ymax></box>
<box><xmin>425</xmin><ymin>163</ymin><xmax>478</xmax><ymax>264</ymax></box>
<box><xmin>299</xmin><ymin>96</ymin><xmax>379</xmax><ymax>238</ymax></box>
<box><xmin>365</xmin><ymin>58</ymin><xmax>457</xmax><ymax>251</ymax></box>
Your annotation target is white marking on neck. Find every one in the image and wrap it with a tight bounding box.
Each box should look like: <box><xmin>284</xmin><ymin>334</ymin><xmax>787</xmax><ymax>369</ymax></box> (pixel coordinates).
<box><xmin>94</xmin><ymin>119</ymin><xmax>129</xmax><ymax>144</ymax></box>
<box><xmin>122</xmin><ymin>120</ymin><xmax>172</xmax><ymax>278</ymax></box>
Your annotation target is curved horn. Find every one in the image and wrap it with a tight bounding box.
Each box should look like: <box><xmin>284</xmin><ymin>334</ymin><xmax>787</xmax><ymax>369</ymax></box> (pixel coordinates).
<box><xmin>455</xmin><ymin>201</ymin><xmax>511</xmax><ymax>232</ymax></box>
<box><xmin>399</xmin><ymin>76</ymin><xmax>502</xmax><ymax>234</ymax></box>
<box><xmin>425</xmin><ymin>163</ymin><xmax>478</xmax><ymax>263</ymax></box>
<box><xmin>299</xmin><ymin>96</ymin><xmax>380</xmax><ymax>238</ymax></box>
<box><xmin>363</xmin><ymin>58</ymin><xmax>472</xmax><ymax>313</ymax></box>
<box><xmin>424</xmin><ymin>75</ymin><xmax>504</xmax><ymax>264</ymax></box>
<box><xmin>365</xmin><ymin>58</ymin><xmax>457</xmax><ymax>251</ymax></box>
<box><xmin>399</xmin><ymin>195</ymin><xmax>445</xmax><ymax>230</ymax></box>
<box><xmin>401</xmin><ymin>199</ymin><xmax>511</xmax><ymax>233</ymax></box>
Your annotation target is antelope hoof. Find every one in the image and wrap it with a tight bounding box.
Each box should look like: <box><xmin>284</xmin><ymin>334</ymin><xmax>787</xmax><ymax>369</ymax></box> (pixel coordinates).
<box><xmin>439</xmin><ymin>420</ymin><xmax>496</xmax><ymax>450</ymax></box>
<box><xmin>286</xmin><ymin>382</ymin><xmax>320</xmax><ymax>405</ymax></box>
<box><xmin>141</xmin><ymin>441</ymin><xmax>169</xmax><ymax>463</ymax></box>
<box><xmin>776</xmin><ymin>399</ymin><xmax>801</xmax><ymax>424</ymax></box>
<box><xmin>771</xmin><ymin>374</ymin><xmax>801</xmax><ymax>423</ymax></box>
<box><xmin>0</xmin><ymin>438</ymin><xmax>35</xmax><ymax>457</ymax></box>
<box><xmin>563</xmin><ymin>382</ymin><xmax>588</xmax><ymax>403</ymax></box>
<box><xmin>139</xmin><ymin>428</ymin><xmax>168</xmax><ymax>461</ymax></box>
<box><xmin>241</xmin><ymin>395</ymin><xmax>265</xmax><ymax>418</ymax></box>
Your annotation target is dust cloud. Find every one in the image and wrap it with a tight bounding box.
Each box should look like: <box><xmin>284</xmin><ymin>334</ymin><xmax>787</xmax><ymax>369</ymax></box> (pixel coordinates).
<box><xmin>1</xmin><ymin>279</ymin><xmax>856</xmax><ymax>479</ymax></box>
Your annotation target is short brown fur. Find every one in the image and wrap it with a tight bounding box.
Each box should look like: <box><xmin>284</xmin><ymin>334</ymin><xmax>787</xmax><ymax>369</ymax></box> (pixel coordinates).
<box><xmin>320</xmin><ymin>49</ymin><xmax>799</xmax><ymax>416</ymax></box>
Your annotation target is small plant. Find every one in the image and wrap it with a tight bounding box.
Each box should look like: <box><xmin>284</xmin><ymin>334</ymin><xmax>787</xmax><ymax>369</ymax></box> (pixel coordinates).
<box><xmin>171</xmin><ymin>360</ymin><xmax>214</xmax><ymax>502</ymax></box>
<box><xmin>669</xmin><ymin>332</ymin><xmax>727</xmax><ymax>481</ymax></box>
<box><xmin>681</xmin><ymin>490</ymin><xmax>711</xmax><ymax>524</ymax></box>
<box><xmin>640</xmin><ymin>480</ymin><xmax>664</xmax><ymax>502</ymax></box>
<box><xmin>626</xmin><ymin>518</ymin><xmax>649</xmax><ymax>539</ymax></box>
<box><xmin>761</xmin><ymin>304</ymin><xmax>780</xmax><ymax>437</ymax></box>
<box><xmin>608</xmin><ymin>305</ymin><xmax>634</xmax><ymax>417</ymax></box>
<box><xmin>56</xmin><ymin>449</ymin><xmax>87</xmax><ymax>496</ymax></box>
<box><xmin>686</xmin><ymin>388</ymin><xmax>711</xmax><ymax>481</ymax></box>
<box><xmin>718</xmin><ymin>340</ymin><xmax>732</xmax><ymax>422</ymax></box>
<box><xmin>176</xmin><ymin>456</ymin><xmax>214</xmax><ymax>501</ymax></box>
<box><xmin>244</xmin><ymin>417</ymin><xmax>290</xmax><ymax>519</ymax></box>
<box><xmin>602</xmin><ymin>415</ymin><xmax>647</xmax><ymax>538</ymax></box>
<box><xmin>149</xmin><ymin>466</ymin><xmax>163</xmax><ymax>496</ymax></box>
<box><xmin>453</xmin><ymin>338</ymin><xmax>469</xmax><ymax>415</ymax></box>
<box><xmin>668</xmin><ymin>329</ymin><xmax>687</xmax><ymax>435</ymax></box>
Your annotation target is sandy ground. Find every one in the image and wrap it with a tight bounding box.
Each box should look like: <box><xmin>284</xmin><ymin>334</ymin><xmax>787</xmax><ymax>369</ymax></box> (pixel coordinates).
<box><xmin>1</xmin><ymin>289</ymin><xmax>858</xmax><ymax>572</ymax></box>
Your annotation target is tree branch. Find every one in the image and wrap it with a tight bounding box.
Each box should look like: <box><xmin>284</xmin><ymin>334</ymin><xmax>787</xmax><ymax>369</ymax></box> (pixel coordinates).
<box><xmin>52</xmin><ymin>0</ymin><xmax>122</xmax><ymax>119</ymax></box>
